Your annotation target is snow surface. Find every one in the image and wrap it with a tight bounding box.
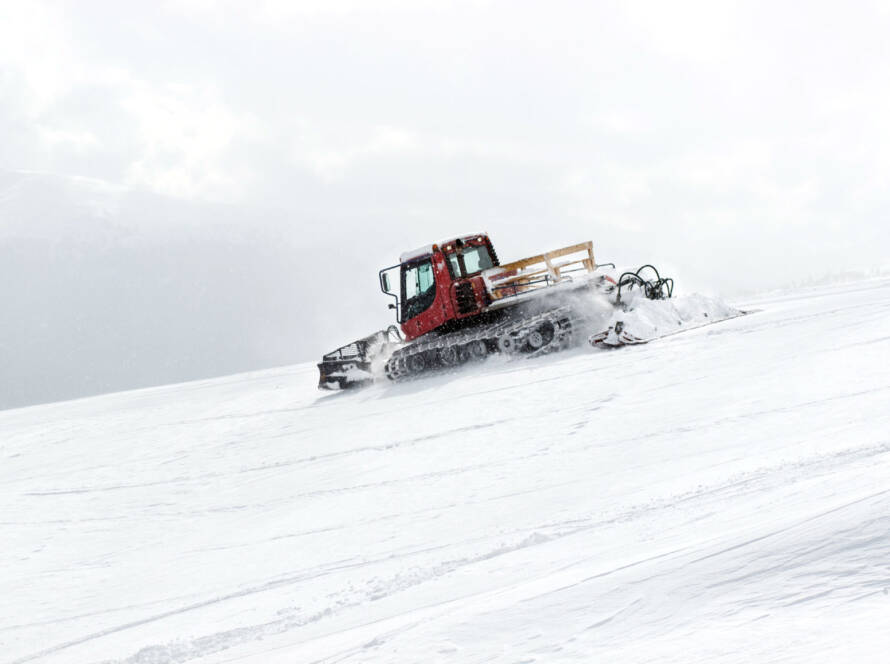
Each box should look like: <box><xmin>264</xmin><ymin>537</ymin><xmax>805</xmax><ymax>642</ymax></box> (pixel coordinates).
<box><xmin>2</xmin><ymin>278</ymin><xmax>890</xmax><ymax>663</ymax></box>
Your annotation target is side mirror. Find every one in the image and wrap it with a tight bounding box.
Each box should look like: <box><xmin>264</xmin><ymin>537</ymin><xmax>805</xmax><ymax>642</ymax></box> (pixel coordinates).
<box><xmin>382</xmin><ymin>273</ymin><xmax>391</xmax><ymax>292</ymax></box>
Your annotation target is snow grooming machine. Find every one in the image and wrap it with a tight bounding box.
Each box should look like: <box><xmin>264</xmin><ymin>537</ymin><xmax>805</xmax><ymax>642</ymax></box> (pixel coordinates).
<box><xmin>317</xmin><ymin>233</ymin><xmax>738</xmax><ymax>389</ymax></box>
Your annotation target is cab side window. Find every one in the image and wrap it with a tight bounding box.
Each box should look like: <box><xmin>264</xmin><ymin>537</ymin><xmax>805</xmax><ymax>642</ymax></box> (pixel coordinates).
<box><xmin>447</xmin><ymin>253</ymin><xmax>461</xmax><ymax>278</ymax></box>
<box><xmin>462</xmin><ymin>246</ymin><xmax>493</xmax><ymax>274</ymax></box>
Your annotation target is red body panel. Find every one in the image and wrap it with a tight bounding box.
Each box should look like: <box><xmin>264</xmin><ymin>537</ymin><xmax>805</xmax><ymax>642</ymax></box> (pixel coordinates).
<box><xmin>399</xmin><ymin>236</ymin><xmax>495</xmax><ymax>341</ymax></box>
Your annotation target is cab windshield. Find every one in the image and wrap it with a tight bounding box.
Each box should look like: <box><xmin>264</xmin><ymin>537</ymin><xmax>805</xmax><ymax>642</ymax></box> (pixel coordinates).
<box><xmin>401</xmin><ymin>259</ymin><xmax>436</xmax><ymax>321</ymax></box>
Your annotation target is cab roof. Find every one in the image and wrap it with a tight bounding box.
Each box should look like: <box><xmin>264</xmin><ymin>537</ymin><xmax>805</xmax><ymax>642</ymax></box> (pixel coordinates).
<box><xmin>398</xmin><ymin>232</ymin><xmax>489</xmax><ymax>263</ymax></box>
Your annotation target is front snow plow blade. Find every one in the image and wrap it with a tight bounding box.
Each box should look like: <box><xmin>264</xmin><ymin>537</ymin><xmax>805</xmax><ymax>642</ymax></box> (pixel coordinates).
<box><xmin>317</xmin><ymin>325</ymin><xmax>402</xmax><ymax>390</ymax></box>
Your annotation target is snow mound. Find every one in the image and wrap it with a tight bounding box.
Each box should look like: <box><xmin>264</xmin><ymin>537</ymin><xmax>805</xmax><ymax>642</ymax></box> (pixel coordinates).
<box><xmin>594</xmin><ymin>292</ymin><xmax>743</xmax><ymax>345</ymax></box>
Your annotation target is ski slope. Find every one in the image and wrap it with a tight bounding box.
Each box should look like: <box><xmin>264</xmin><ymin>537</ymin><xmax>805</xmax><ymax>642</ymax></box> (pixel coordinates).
<box><xmin>2</xmin><ymin>278</ymin><xmax>889</xmax><ymax>663</ymax></box>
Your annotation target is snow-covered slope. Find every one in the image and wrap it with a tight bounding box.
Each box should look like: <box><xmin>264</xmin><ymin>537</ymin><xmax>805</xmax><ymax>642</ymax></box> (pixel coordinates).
<box><xmin>2</xmin><ymin>278</ymin><xmax>889</xmax><ymax>663</ymax></box>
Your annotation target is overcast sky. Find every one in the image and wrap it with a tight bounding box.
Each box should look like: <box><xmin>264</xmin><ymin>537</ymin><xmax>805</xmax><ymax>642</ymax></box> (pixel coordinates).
<box><xmin>2</xmin><ymin>0</ymin><xmax>890</xmax><ymax>406</ymax></box>
<box><xmin>5</xmin><ymin>1</ymin><xmax>890</xmax><ymax>276</ymax></box>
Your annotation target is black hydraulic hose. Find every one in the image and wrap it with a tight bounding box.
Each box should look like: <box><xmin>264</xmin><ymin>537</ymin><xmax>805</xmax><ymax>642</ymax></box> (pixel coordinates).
<box><xmin>616</xmin><ymin>264</ymin><xmax>674</xmax><ymax>303</ymax></box>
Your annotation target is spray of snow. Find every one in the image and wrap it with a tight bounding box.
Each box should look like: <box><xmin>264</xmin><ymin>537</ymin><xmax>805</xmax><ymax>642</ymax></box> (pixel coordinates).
<box><xmin>593</xmin><ymin>290</ymin><xmax>743</xmax><ymax>346</ymax></box>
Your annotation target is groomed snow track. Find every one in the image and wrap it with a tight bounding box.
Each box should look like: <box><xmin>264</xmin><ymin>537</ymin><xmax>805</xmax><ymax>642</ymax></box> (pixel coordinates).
<box><xmin>2</xmin><ymin>278</ymin><xmax>890</xmax><ymax>664</ymax></box>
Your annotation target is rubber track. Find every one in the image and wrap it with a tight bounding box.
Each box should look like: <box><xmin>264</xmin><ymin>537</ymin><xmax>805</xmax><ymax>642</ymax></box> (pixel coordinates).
<box><xmin>384</xmin><ymin>304</ymin><xmax>582</xmax><ymax>382</ymax></box>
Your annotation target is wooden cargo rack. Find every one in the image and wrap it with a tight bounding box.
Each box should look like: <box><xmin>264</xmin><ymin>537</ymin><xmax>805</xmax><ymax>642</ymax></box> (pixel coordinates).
<box><xmin>483</xmin><ymin>241</ymin><xmax>597</xmax><ymax>300</ymax></box>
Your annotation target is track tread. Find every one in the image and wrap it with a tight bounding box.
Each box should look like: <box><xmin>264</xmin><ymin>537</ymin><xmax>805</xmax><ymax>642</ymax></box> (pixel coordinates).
<box><xmin>385</xmin><ymin>304</ymin><xmax>582</xmax><ymax>382</ymax></box>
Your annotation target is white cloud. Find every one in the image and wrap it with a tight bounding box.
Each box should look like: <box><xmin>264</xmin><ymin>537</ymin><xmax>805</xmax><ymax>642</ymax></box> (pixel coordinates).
<box><xmin>0</xmin><ymin>2</ymin><xmax>78</xmax><ymax>110</ymax></box>
<box><xmin>37</xmin><ymin>127</ymin><xmax>101</xmax><ymax>151</ymax></box>
<box><xmin>168</xmin><ymin>0</ymin><xmax>490</xmax><ymax>21</ymax></box>
<box><xmin>295</xmin><ymin>126</ymin><xmax>421</xmax><ymax>181</ymax></box>
<box><xmin>2</xmin><ymin>0</ymin><xmax>890</xmax><ymax>283</ymax></box>
<box><xmin>618</xmin><ymin>0</ymin><xmax>743</xmax><ymax>66</ymax></box>
<box><xmin>120</xmin><ymin>82</ymin><xmax>262</xmax><ymax>201</ymax></box>
<box><xmin>290</xmin><ymin>125</ymin><xmax>533</xmax><ymax>181</ymax></box>
<box><xmin>0</xmin><ymin>2</ymin><xmax>264</xmax><ymax>202</ymax></box>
